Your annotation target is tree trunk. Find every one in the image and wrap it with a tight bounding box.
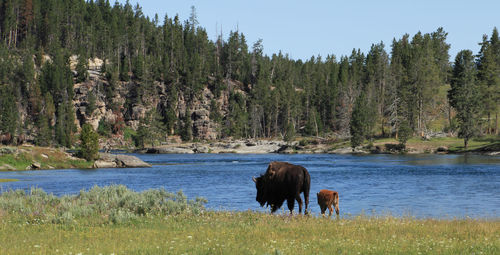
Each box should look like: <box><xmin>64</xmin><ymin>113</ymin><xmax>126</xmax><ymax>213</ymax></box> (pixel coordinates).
<box><xmin>487</xmin><ymin>112</ymin><xmax>491</xmax><ymax>135</ymax></box>
<box><xmin>464</xmin><ymin>137</ymin><xmax>468</xmax><ymax>149</ymax></box>
<box><xmin>496</xmin><ymin>112</ymin><xmax>498</xmax><ymax>135</ymax></box>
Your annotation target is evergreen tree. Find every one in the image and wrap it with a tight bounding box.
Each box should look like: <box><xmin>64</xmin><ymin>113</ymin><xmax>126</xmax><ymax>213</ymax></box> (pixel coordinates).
<box><xmin>75</xmin><ymin>51</ymin><xmax>89</xmax><ymax>83</ymax></box>
<box><xmin>397</xmin><ymin>120</ymin><xmax>412</xmax><ymax>149</ymax></box>
<box><xmin>79</xmin><ymin>123</ymin><xmax>99</xmax><ymax>161</ymax></box>
<box><xmin>448</xmin><ymin>50</ymin><xmax>481</xmax><ymax>149</ymax></box>
<box><xmin>0</xmin><ymin>84</ymin><xmax>18</xmax><ymax>143</ymax></box>
<box><xmin>350</xmin><ymin>92</ymin><xmax>370</xmax><ymax>149</ymax></box>
<box><xmin>35</xmin><ymin>114</ymin><xmax>51</xmax><ymax>146</ymax></box>
<box><xmin>86</xmin><ymin>90</ymin><xmax>97</xmax><ymax>116</ymax></box>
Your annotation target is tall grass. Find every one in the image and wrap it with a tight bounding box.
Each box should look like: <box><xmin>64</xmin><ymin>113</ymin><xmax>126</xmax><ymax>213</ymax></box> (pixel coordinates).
<box><xmin>0</xmin><ymin>185</ymin><xmax>206</xmax><ymax>224</ymax></box>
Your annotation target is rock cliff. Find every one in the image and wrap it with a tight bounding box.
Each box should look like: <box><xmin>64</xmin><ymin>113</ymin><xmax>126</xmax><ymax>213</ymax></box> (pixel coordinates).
<box><xmin>70</xmin><ymin>56</ymin><xmax>231</xmax><ymax>144</ymax></box>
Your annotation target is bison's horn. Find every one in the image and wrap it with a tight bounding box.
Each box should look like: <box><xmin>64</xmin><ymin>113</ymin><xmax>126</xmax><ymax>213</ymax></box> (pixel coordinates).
<box><xmin>252</xmin><ymin>176</ymin><xmax>257</xmax><ymax>183</ymax></box>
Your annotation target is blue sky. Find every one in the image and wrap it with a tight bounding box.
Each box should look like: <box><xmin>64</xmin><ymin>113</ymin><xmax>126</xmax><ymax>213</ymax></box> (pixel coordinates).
<box><xmin>118</xmin><ymin>0</ymin><xmax>499</xmax><ymax>61</ymax></box>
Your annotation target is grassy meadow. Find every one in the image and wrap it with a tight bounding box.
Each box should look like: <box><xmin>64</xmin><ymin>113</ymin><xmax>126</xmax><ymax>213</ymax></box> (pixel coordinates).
<box><xmin>0</xmin><ymin>186</ymin><xmax>498</xmax><ymax>254</ymax></box>
<box><xmin>0</xmin><ymin>146</ymin><xmax>93</xmax><ymax>171</ymax></box>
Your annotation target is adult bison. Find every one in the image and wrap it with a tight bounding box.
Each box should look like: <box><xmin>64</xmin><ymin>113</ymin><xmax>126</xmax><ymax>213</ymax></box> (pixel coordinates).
<box><xmin>253</xmin><ymin>161</ymin><xmax>310</xmax><ymax>214</ymax></box>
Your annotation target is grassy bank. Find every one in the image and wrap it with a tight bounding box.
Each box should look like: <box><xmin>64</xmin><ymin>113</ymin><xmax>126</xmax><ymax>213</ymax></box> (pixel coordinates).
<box><xmin>0</xmin><ymin>186</ymin><xmax>498</xmax><ymax>254</ymax></box>
<box><xmin>366</xmin><ymin>135</ymin><xmax>500</xmax><ymax>154</ymax></box>
<box><xmin>0</xmin><ymin>146</ymin><xmax>93</xmax><ymax>171</ymax></box>
<box><xmin>0</xmin><ymin>178</ymin><xmax>18</xmax><ymax>182</ymax></box>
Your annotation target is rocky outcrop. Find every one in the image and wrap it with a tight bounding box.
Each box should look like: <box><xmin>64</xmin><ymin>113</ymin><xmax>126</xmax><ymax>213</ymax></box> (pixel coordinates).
<box><xmin>142</xmin><ymin>140</ymin><xmax>288</xmax><ymax>154</ymax></box>
<box><xmin>96</xmin><ymin>153</ymin><xmax>151</xmax><ymax>168</ymax></box>
<box><xmin>70</xmin><ymin>57</ymin><xmax>225</xmax><ymax>143</ymax></box>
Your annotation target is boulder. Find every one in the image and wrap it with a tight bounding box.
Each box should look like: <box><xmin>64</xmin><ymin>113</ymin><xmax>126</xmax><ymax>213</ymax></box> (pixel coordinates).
<box><xmin>436</xmin><ymin>146</ymin><xmax>448</xmax><ymax>153</ymax></box>
<box><xmin>193</xmin><ymin>145</ymin><xmax>209</xmax><ymax>153</ymax></box>
<box><xmin>114</xmin><ymin>154</ymin><xmax>151</xmax><ymax>168</ymax></box>
<box><xmin>93</xmin><ymin>160</ymin><xmax>117</xmax><ymax>168</ymax></box>
<box><xmin>32</xmin><ymin>162</ymin><xmax>42</xmax><ymax>169</ymax></box>
<box><xmin>98</xmin><ymin>153</ymin><xmax>151</xmax><ymax>168</ymax></box>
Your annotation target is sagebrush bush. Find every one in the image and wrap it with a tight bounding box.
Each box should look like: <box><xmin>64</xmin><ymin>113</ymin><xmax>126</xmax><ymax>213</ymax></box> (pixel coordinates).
<box><xmin>0</xmin><ymin>185</ymin><xmax>206</xmax><ymax>224</ymax></box>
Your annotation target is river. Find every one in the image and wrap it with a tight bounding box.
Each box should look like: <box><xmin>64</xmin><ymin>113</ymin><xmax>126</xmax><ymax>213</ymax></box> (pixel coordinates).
<box><xmin>1</xmin><ymin>153</ymin><xmax>499</xmax><ymax>218</ymax></box>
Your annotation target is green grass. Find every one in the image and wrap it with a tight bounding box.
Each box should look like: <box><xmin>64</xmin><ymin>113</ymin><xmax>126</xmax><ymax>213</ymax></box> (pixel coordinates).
<box><xmin>0</xmin><ymin>186</ymin><xmax>498</xmax><ymax>254</ymax></box>
<box><xmin>0</xmin><ymin>179</ymin><xmax>18</xmax><ymax>182</ymax></box>
<box><xmin>0</xmin><ymin>153</ymin><xmax>32</xmax><ymax>170</ymax></box>
<box><xmin>369</xmin><ymin>136</ymin><xmax>500</xmax><ymax>153</ymax></box>
<box><xmin>0</xmin><ymin>146</ymin><xmax>94</xmax><ymax>171</ymax></box>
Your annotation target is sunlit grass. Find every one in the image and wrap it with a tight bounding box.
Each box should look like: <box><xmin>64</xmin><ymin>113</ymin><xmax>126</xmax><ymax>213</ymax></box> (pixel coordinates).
<box><xmin>0</xmin><ymin>146</ymin><xmax>93</xmax><ymax>171</ymax></box>
<box><xmin>370</xmin><ymin>136</ymin><xmax>499</xmax><ymax>153</ymax></box>
<box><xmin>0</xmin><ymin>211</ymin><xmax>498</xmax><ymax>254</ymax></box>
<box><xmin>0</xmin><ymin>186</ymin><xmax>498</xmax><ymax>254</ymax></box>
<box><xmin>0</xmin><ymin>179</ymin><xmax>18</xmax><ymax>182</ymax></box>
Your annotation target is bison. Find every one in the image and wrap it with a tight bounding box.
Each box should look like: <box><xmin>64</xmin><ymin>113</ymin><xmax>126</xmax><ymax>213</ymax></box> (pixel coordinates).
<box><xmin>253</xmin><ymin>161</ymin><xmax>310</xmax><ymax>214</ymax></box>
<box><xmin>316</xmin><ymin>189</ymin><xmax>339</xmax><ymax>217</ymax></box>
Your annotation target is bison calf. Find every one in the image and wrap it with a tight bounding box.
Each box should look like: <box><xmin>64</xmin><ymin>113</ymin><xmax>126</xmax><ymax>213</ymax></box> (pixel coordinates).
<box><xmin>316</xmin><ymin>189</ymin><xmax>339</xmax><ymax>217</ymax></box>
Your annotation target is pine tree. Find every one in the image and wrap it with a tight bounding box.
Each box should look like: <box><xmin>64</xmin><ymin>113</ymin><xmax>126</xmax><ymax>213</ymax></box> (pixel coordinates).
<box><xmin>350</xmin><ymin>92</ymin><xmax>370</xmax><ymax>149</ymax></box>
<box><xmin>181</xmin><ymin>109</ymin><xmax>192</xmax><ymax>141</ymax></box>
<box><xmin>448</xmin><ymin>50</ymin><xmax>481</xmax><ymax>149</ymax></box>
<box><xmin>79</xmin><ymin>123</ymin><xmax>99</xmax><ymax>161</ymax></box>
<box><xmin>0</xmin><ymin>84</ymin><xmax>18</xmax><ymax>143</ymax></box>
<box><xmin>75</xmin><ymin>51</ymin><xmax>89</xmax><ymax>83</ymax></box>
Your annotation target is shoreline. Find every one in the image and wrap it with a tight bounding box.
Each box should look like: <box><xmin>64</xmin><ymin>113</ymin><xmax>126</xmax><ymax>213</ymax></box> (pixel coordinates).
<box><xmin>1</xmin><ymin>137</ymin><xmax>498</xmax><ymax>171</ymax></box>
<box><xmin>134</xmin><ymin>137</ymin><xmax>500</xmax><ymax>156</ymax></box>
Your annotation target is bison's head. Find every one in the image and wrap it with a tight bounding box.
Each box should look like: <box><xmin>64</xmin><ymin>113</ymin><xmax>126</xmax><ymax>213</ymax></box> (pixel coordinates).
<box><xmin>253</xmin><ymin>175</ymin><xmax>268</xmax><ymax>207</ymax></box>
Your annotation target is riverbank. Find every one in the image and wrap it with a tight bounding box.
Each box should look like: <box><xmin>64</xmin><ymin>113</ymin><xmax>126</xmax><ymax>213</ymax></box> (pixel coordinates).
<box><xmin>138</xmin><ymin>136</ymin><xmax>500</xmax><ymax>155</ymax></box>
<box><xmin>0</xmin><ymin>146</ymin><xmax>150</xmax><ymax>171</ymax></box>
<box><xmin>0</xmin><ymin>185</ymin><xmax>498</xmax><ymax>254</ymax></box>
<box><xmin>1</xmin><ymin>136</ymin><xmax>498</xmax><ymax>171</ymax></box>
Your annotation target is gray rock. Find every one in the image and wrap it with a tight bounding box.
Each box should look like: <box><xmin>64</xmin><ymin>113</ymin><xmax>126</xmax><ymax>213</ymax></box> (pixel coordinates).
<box><xmin>32</xmin><ymin>162</ymin><xmax>42</xmax><ymax>169</ymax></box>
<box><xmin>93</xmin><ymin>160</ymin><xmax>117</xmax><ymax>168</ymax></box>
<box><xmin>114</xmin><ymin>154</ymin><xmax>151</xmax><ymax>168</ymax></box>
<box><xmin>436</xmin><ymin>146</ymin><xmax>448</xmax><ymax>153</ymax></box>
<box><xmin>193</xmin><ymin>145</ymin><xmax>209</xmax><ymax>153</ymax></box>
<box><xmin>97</xmin><ymin>153</ymin><xmax>151</xmax><ymax>168</ymax></box>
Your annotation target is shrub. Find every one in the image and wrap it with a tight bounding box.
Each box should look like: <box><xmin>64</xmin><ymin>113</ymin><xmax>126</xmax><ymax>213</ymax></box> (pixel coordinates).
<box><xmin>0</xmin><ymin>185</ymin><xmax>206</xmax><ymax>225</ymax></box>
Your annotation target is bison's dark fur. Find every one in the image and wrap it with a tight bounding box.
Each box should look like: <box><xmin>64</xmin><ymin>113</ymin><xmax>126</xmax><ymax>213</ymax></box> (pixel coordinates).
<box><xmin>253</xmin><ymin>161</ymin><xmax>310</xmax><ymax>214</ymax></box>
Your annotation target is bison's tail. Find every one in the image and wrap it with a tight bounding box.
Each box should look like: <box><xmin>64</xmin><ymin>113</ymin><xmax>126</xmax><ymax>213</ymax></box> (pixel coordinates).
<box><xmin>302</xmin><ymin>167</ymin><xmax>311</xmax><ymax>213</ymax></box>
<box><xmin>334</xmin><ymin>191</ymin><xmax>340</xmax><ymax>216</ymax></box>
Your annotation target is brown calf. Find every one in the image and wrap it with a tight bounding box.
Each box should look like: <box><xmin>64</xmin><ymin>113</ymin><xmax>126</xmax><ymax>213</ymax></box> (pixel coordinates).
<box><xmin>316</xmin><ymin>189</ymin><xmax>339</xmax><ymax>217</ymax></box>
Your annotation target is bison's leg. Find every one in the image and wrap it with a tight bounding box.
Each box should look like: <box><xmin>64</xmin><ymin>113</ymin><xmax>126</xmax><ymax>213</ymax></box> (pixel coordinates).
<box><xmin>270</xmin><ymin>204</ymin><xmax>279</xmax><ymax>214</ymax></box>
<box><xmin>327</xmin><ymin>203</ymin><xmax>333</xmax><ymax>217</ymax></box>
<box><xmin>295</xmin><ymin>194</ymin><xmax>303</xmax><ymax>214</ymax></box>
<box><xmin>286</xmin><ymin>197</ymin><xmax>296</xmax><ymax>215</ymax></box>
<box><xmin>320</xmin><ymin>205</ymin><xmax>327</xmax><ymax>217</ymax></box>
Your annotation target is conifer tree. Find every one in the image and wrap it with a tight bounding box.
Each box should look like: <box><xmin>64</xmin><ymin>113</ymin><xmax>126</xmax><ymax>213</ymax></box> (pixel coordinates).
<box><xmin>79</xmin><ymin>123</ymin><xmax>99</xmax><ymax>161</ymax></box>
<box><xmin>448</xmin><ymin>50</ymin><xmax>481</xmax><ymax>149</ymax></box>
<box><xmin>350</xmin><ymin>92</ymin><xmax>370</xmax><ymax>149</ymax></box>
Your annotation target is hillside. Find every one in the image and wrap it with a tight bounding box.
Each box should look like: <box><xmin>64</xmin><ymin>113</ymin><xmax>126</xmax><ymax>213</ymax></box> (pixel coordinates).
<box><xmin>0</xmin><ymin>0</ymin><xmax>498</xmax><ymax>149</ymax></box>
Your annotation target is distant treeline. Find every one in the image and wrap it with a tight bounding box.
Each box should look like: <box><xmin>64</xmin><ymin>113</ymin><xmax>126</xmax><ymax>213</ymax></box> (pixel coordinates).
<box><xmin>0</xmin><ymin>0</ymin><xmax>498</xmax><ymax>147</ymax></box>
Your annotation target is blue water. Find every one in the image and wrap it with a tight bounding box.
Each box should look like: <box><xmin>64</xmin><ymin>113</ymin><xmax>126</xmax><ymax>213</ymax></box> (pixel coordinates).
<box><xmin>1</xmin><ymin>153</ymin><xmax>499</xmax><ymax>218</ymax></box>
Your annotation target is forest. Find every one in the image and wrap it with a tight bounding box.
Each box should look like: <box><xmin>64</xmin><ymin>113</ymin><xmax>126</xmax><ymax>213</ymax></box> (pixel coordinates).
<box><xmin>0</xmin><ymin>0</ymin><xmax>499</xmax><ymax>148</ymax></box>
